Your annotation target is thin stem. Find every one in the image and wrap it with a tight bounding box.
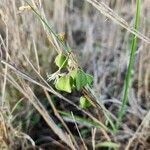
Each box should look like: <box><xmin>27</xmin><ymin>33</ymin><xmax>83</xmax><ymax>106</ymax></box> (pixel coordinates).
<box><xmin>116</xmin><ymin>0</ymin><xmax>141</xmax><ymax>129</ymax></box>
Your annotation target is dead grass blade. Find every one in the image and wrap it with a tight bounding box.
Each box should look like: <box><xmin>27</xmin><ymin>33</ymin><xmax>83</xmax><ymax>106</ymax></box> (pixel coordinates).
<box><xmin>71</xmin><ymin>112</ymin><xmax>88</xmax><ymax>150</ymax></box>
<box><xmin>4</xmin><ymin>74</ymin><xmax>76</xmax><ymax>149</ymax></box>
<box><xmin>0</xmin><ymin>59</ymin><xmax>110</xmax><ymax>132</ymax></box>
<box><xmin>125</xmin><ymin>110</ymin><xmax>150</xmax><ymax>150</ymax></box>
<box><xmin>86</xmin><ymin>0</ymin><xmax>150</xmax><ymax>43</ymax></box>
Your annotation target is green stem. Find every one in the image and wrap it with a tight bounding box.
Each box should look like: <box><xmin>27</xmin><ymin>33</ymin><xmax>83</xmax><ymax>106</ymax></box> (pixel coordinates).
<box><xmin>116</xmin><ymin>0</ymin><xmax>141</xmax><ymax>129</ymax></box>
<box><xmin>26</xmin><ymin>1</ymin><xmax>69</xmax><ymax>52</ymax></box>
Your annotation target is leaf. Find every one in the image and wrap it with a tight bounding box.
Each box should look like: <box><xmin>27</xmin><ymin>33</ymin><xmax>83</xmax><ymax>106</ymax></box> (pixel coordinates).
<box><xmin>55</xmin><ymin>53</ymin><xmax>68</xmax><ymax>68</ymax></box>
<box><xmin>70</xmin><ymin>69</ymin><xmax>78</xmax><ymax>79</ymax></box>
<box><xmin>58</xmin><ymin>110</ymin><xmax>100</xmax><ymax>128</ymax></box>
<box><xmin>86</xmin><ymin>74</ymin><xmax>93</xmax><ymax>85</ymax></box>
<box><xmin>80</xmin><ymin>96</ymin><xmax>91</xmax><ymax>108</ymax></box>
<box><xmin>96</xmin><ymin>141</ymin><xmax>120</xmax><ymax>149</ymax></box>
<box><xmin>75</xmin><ymin>69</ymin><xmax>88</xmax><ymax>90</ymax></box>
<box><xmin>55</xmin><ymin>75</ymin><xmax>72</xmax><ymax>93</ymax></box>
<box><xmin>70</xmin><ymin>69</ymin><xmax>93</xmax><ymax>90</ymax></box>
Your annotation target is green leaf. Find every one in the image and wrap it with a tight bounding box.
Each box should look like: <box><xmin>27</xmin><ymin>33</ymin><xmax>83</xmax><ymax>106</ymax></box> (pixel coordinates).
<box><xmin>58</xmin><ymin>110</ymin><xmax>100</xmax><ymax>128</ymax></box>
<box><xmin>75</xmin><ymin>69</ymin><xmax>88</xmax><ymax>90</ymax></box>
<box><xmin>70</xmin><ymin>69</ymin><xmax>93</xmax><ymax>90</ymax></box>
<box><xmin>96</xmin><ymin>141</ymin><xmax>120</xmax><ymax>149</ymax></box>
<box><xmin>80</xmin><ymin>96</ymin><xmax>91</xmax><ymax>108</ymax></box>
<box><xmin>55</xmin><ymin>53</ymin><xmax>68</xmax><ymax>68</ymax></box>
<box><xmin>69</xmin><ymin>69</ymin><xmax>77</xmax><ymax>88</ymax></box>
<box><xmin>55</xmin><ymin>75</ymin><xmax>72</xmax><ymax>93</ymax></box>
<box><xmin>86</xmin><ymin>74</ymin><xmax>93</xmax><ymax>85</ymax></box>
<box><xmin>70</xmin><ymin>69</ymin><xmax>78</xmax><ymax>79</ymax></box>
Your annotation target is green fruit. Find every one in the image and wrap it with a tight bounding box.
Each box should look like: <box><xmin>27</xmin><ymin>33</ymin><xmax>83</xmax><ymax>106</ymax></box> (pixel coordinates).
<box><xmin>80</xmin><ymin>96</ymin><xmax>91</xmax><ymax>108</ymax></box>
<box><xmin>55</xmin><ymin>75</ymin><xmax>72</xmax><ymax>93</ymax></box>
<box><xmin>55</xmin><ymin>53</ymin><xmax>68</xmax><ymax>68</ymax></box>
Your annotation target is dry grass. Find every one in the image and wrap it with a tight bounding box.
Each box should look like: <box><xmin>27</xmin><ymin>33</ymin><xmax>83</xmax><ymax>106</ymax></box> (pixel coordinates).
<box><xmin>0</xmin><ymin>0</ymin><xmax>150</xmax><ymax>149</ymax></box>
